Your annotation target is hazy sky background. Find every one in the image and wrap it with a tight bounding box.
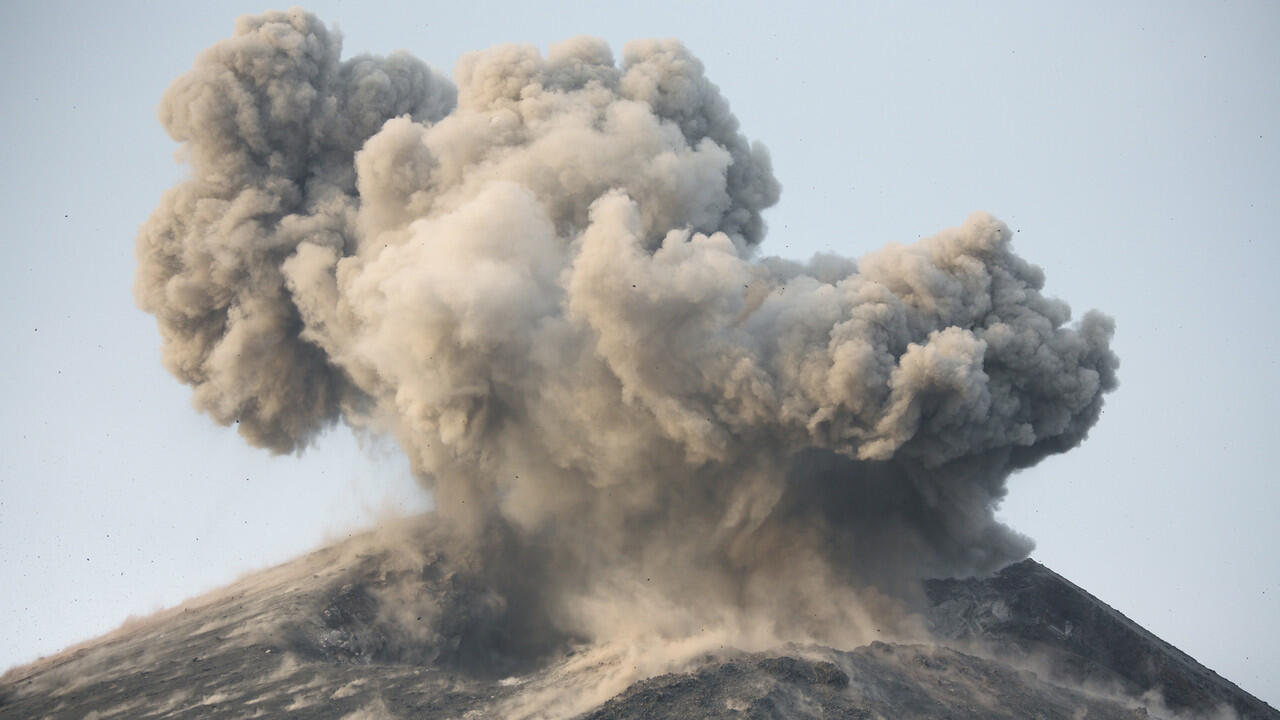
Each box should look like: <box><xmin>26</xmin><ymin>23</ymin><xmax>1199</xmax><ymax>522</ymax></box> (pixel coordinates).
<box><xmin>2</xmin><ymin>0</ymin><xmax>1278</xmax><ymax>707</ymax></box>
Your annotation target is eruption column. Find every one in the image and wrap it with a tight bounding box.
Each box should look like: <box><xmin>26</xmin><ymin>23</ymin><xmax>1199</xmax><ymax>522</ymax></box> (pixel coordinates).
<box><xmin>137</xmin><ymin>8</ymin><xmax>1118</xmax><ymax>659</ymax></box>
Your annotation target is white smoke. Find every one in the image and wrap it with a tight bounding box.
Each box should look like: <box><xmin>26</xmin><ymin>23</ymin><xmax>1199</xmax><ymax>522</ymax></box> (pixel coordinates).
<box><xmin>136</xmin><ymin>8</ymin><xmax>1118</xmax><ymax>669</ymax></box>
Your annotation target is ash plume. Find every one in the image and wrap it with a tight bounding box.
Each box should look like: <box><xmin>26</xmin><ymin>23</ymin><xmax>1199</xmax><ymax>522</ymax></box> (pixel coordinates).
<box><xmin>136</xmin><ymin>8</ymin><xmax>1118</xmax><ymax>668</ymax></box>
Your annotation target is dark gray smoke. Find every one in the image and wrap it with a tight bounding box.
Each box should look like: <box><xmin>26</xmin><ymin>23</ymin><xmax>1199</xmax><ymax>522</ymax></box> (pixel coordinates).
<box><xmin>136</xmin><ymin>8</ymin><xmax>1118</xmax><ymax>666</ymax></box>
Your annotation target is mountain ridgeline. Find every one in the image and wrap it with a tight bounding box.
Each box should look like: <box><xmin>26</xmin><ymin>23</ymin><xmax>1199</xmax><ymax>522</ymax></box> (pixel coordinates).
<box><xmin>1</xmin><ymin>521</ymin><xmax>1274</xmax><ymax>719</ymax></box>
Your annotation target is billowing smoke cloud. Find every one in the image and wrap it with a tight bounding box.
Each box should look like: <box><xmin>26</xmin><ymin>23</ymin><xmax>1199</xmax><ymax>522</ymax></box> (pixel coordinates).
<box><xmin>137</xmin><ymin>8</ymin><xmax>1117</xmax><ymax>668</ymax></box>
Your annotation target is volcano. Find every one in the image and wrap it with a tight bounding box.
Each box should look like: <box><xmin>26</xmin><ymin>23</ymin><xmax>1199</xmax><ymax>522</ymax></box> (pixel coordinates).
<box><xmin>2</xmin><ymin>519</ymin><xmax>1274</xmax><ymax>719</ymax></box>
<box><xmin>13</xmin><ymin>9</ymin><xmax>1264</xmax><ymax>718</ymax></box>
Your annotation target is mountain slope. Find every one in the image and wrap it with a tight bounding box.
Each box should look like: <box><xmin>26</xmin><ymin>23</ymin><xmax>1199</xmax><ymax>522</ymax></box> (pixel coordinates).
<box><xmin>2</xmin><ymin>524</ymin><xmax>1274</xmax><ymax>719</ymax></box>
<box><xmin>926</xmin><ymin>559</ymin><xmax>1277</xmax><ymax>719</ymax></box>
<box><xmin>583</xmin><ymin>645</ymin><xmax>1148</xmax><ymax>720</ymax></box>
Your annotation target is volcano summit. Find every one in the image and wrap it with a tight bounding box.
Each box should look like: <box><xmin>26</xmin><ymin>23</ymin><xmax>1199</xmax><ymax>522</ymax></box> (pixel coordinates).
<box><xmin>2</xmin><ymin>520</ymin><xmax>1275</xmax><ymax>718</ymax></box>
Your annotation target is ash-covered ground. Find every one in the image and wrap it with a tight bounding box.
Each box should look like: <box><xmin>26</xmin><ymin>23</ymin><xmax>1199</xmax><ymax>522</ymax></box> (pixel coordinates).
<box><xmin>2</xmin><ymin>518</ymin><xmax>1274</xmax><ymax>720</ymax></box>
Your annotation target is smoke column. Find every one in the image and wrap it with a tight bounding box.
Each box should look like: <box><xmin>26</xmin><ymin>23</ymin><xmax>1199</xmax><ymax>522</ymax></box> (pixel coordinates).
<box><xmin>136</xmin><ymin>9</ymin><xmax>1118</xmax><ymax>668</ymax></box>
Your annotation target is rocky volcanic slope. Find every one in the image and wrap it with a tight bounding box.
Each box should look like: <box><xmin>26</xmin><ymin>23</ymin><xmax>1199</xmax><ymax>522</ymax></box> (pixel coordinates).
<box><xmin>925</xmin><ymin>559</ymin><xmax>1278</xmax><ymax>719</ymax></box>
<box><xmin>583</xmin><ymin>645</ymin><xmax>1149</xmax><ymax>720</ymax></box>
<box><xmin>2</xmin><ymin>524</ymin><xmax>1275</xmax><ymax>719</ymax></box>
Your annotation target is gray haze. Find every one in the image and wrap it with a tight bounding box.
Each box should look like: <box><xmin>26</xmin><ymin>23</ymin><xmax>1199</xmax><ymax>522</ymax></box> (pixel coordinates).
<box><xmin>134</xmin><ymin>9</ymin><xmax>1117</xmax><ymax>659</ymax></box>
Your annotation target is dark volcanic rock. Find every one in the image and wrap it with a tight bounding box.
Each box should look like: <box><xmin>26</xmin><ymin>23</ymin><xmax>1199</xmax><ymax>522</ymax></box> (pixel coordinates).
<box><xmin>2</xmin><ymin>526</ymin><xmax>1275</xmax><ymax>719</ymax></box>
<box><xmin>926</xmin><ymin>559</ymin><xmax>1278</xmax><ymax>719</ymax></box>
<box><xmin>756</xmin><ymin>656</ymin><xmax>850</xmax><ymax>688</ymax></box>
<box><xmin>584</xmin><ymin>644</ymin><xmax>1148</xmax><ymax>720</ymax></box>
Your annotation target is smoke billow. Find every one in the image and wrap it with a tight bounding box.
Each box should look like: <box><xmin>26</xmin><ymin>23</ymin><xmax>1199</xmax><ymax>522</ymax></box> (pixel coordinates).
<box><xmin>136</xmin><ymin>8</ymin><xmax>1117</xmax><ymax>668</ymax></box>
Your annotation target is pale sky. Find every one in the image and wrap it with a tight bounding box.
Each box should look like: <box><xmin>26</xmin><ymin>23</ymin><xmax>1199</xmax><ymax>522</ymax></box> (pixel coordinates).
<box><xmin>2</xmin><ymin>0</ymin><xmax>1278</xmax><ymax>707</ymax></box>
